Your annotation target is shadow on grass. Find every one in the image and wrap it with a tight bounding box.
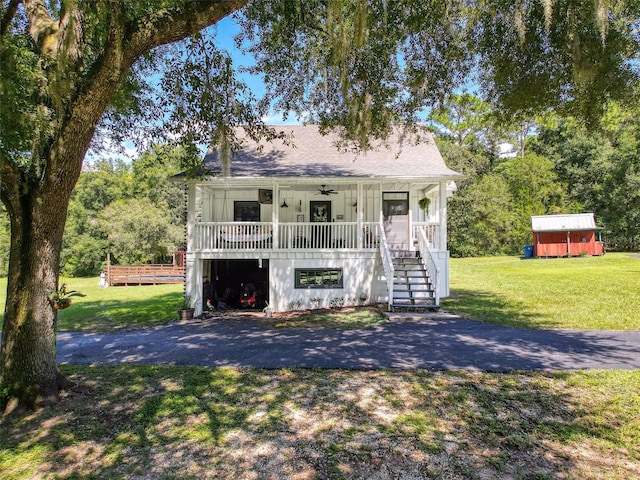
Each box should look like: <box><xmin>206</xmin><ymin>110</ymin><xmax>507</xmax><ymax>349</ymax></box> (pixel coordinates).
<box><xmin>442</xmin><ymin>288</ymin><xmax>564</xmax><ymax>330</ymax></box>
<box><xmin>2</xmin><ymin>366</ymin><xmax>638</xmax><ymax>479</ymax></box>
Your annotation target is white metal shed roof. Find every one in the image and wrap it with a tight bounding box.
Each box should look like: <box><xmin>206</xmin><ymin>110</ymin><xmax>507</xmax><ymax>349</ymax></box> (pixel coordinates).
<box><xmin>531</xmin><ymin>213</ymin><xmax>601</xmax><ymax>233</ymax></box>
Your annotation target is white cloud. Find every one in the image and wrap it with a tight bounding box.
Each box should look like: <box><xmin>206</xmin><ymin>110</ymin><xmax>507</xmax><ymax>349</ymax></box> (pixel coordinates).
<box><xmin>261</xmin><ymin>111</ymin><xmax>310</xmax><ymax>125</ymax></box>
<box><xmin>85</xmin><ymin>139</ymin><xmax>139</xmax><ymax>164</ymax></box>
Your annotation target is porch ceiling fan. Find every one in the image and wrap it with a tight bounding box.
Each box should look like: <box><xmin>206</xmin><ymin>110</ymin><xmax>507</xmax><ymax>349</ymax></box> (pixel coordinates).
<box><xmin>316</xmin><ymin>185</ymin><xmax>338</xmax><ymax>195</ymax></box>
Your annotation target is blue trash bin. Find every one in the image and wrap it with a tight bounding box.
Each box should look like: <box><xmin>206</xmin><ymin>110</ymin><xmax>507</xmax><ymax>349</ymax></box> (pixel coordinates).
<box><xmin>523</xmin><ymin>245</ymin><xmax>534</xmax><ymax>258</ymax></box>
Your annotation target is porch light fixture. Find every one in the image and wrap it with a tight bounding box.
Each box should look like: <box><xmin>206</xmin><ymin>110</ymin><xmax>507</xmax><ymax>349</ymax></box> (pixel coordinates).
<box><xmin>280</xmin><ymin>199</ymin><xmax>289</xmax><ymax>208</ymax></box>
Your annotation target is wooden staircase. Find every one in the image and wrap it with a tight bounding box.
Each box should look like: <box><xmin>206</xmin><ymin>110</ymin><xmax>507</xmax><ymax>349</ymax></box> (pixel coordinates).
<box><xmin>390</xmin><ymin>254</ymin><xmax>439</xmax><ymax>312</ymax></box>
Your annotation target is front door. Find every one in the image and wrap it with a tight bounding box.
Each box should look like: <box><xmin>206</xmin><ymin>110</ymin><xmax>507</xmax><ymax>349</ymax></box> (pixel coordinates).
<box><xmin>383</xmin><ymin>192</ymin><xmax>409</xmax><ymax>253</ymax></box>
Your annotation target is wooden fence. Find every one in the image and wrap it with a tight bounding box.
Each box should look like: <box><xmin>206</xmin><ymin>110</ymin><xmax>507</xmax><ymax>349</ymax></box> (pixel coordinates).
<box><xmin>106</xmin><ymin>252</ymin><xmax>186</xmax><ymax>286</ymax></box>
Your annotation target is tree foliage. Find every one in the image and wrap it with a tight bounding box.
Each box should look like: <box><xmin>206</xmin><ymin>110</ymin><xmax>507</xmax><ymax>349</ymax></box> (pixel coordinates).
<box><xmin>429</xmin><ymin>94</ymin><xmax>494</xmax><ymax>150</ymax></box>
<box><xmin>439</xmin><ymin>94</ymin><xmax>640</xmax><ymax>256</ymax></box>
<box><xmin>61</xmin><ymin>147</ymin><xmax>187</xmax><ymax>276</ymax></box>
<box><xmin>531</xmin><ymin>105</ymin><xmax>640</xmax><ymax>250</ymax></box>
<box><xmin>241</xmin><ymin>0</ymin><xmax>639</xmax><ymax>146</ymax></box>
<box><xmin>448</xmin><ymin>174</ymin><xmax>517</xmax><ymax>257</ymax></box>
<box><xmin>99</xmin><ymin>198</ymin><xmax>183</xmax><ymax>265</ymax></box>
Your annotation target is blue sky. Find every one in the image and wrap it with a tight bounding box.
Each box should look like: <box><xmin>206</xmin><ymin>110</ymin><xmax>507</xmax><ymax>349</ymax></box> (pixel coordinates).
<box><xmin>210</xmin><ymin>15</ymin><xmax>303</xmax><ymax>125</ymax></box>
<box><xmin>211</xmin><ymin>16</ymin><xmax>266</xmax><ymax>98</ymax></box>
<box><xmin>88</xmin><ymin>14</ymin><xmax>296</xmax><ymax>163</ymax></box>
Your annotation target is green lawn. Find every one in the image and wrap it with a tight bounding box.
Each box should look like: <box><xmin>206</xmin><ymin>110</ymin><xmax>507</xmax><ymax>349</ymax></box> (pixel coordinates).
<box><xmin>0</xmin><ymin>277</ymin><xmax>184</xmax><ymax>331</ymax></box>
<box><xmin>1</xmin><ymin>252</ymin><xmax>639</xmax><ymax>331</ymax></box>
<box><xmin>1</xmin><ymin>259</ymin><xmax>639</xmax><ymax>478</ymax></box>
<box><xmin>442</xmin><ymin>252</ymin><xmax>640</xmax><ymax>330</ymax></box>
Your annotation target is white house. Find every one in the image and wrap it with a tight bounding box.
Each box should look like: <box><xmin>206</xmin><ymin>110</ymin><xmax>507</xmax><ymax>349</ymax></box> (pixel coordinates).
<box><xmin>180</xmin><ymin>125</ymin><xmax>462</xmax><ymax>315</ymax></box>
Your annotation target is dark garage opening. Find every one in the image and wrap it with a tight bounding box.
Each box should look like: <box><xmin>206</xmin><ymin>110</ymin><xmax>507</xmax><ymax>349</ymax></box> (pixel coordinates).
<box><xmin>203</xmin><ymin>259</ymin><xmax>269</xmax><ymax>310</ymax></box>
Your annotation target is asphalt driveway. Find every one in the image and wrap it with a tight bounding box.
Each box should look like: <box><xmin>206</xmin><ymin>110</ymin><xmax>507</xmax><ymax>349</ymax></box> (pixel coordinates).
<box><xmin>56</xmin><ymin>312</ymin><xmax>640</xmax><ymax>371</ymax></box>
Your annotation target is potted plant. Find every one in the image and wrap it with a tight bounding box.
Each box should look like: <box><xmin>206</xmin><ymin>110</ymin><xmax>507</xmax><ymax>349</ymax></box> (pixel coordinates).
<box><xmin>418</xmin><ymin>197</ymin><xmax>431</xmax><ymax>214</ymax></box>
<box><xmin>357</xmin><ymin>291</ymin><xmax>369</xmax><ymax>306</ymax></box>
<box><xmin>50</xmin><ymin>283</ymin><xmax>85</xmax><ymax>310</ymax></box>
<box><xmin>177</xmin><ymin>295</ymin><xmax>195</xmax><ymax>321</ymax></box>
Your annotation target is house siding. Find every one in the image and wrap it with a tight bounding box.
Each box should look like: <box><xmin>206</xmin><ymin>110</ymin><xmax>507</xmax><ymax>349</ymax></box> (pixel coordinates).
<box><xmin>270</xmin><ymin>254</ymin><xmax>381</xmax><ymax>312</ymax></box>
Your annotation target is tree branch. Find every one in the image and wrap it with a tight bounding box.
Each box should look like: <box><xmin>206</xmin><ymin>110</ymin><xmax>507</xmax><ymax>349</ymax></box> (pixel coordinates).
<box><xmin>127</xmin><ymin>0</ymin><xmax>250</xmax><ymax>60</ymax></box>
<box><xmin>0</xmin><ymin>0</ymin><xmax>21</xmax><ymax>36</ymax></box>
<box><xmin>22</xmin><ymin>0</ymin><xmax>59</xmax><ymax>55</ymax></box>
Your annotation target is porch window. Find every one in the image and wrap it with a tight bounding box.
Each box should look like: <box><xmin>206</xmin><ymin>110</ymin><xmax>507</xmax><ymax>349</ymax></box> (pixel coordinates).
<box><xmin>295</xmin><ymin>268</ymin><xmax>344</xmax><ymax>289</ymax></box>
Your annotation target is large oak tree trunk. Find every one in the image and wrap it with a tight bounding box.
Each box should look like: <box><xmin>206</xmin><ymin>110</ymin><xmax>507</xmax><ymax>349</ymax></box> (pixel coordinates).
<box><xmin>1</xmin><ymin>179</ymin><xmax>74</xmax><ymax>411</ymax></box>
<box><xmin>0</xmin><ymin>62</ymin><xmax>108</xmax><ymax>412</ymax></box>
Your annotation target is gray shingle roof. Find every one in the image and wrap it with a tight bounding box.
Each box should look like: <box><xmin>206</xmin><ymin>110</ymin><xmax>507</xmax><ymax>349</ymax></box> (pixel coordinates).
<box><xmin>202</xmin><ymin>125</ymin><xmax>461</xmax><ymax>180</ymax></box>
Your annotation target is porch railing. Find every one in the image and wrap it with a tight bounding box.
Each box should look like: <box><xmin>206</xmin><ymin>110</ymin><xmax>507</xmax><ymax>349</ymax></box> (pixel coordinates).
<box><xmin>412</xmin><ymin>222</ymin><xmax>441</xmax><ymax>250</ymax></box>
<box><xmin>193</xmin><ymin>222</ymin><xmax>273</xmax><ymax>250</ymax></box>
<box><xmin>106</xmin><ymin>264</ymin><xmax>185</xmax><ymax>286</ymax></box>
<box><xmin>193</xmin><ymin>221</ymin><xmax>382</xmax><ymax>250</ymax></box>
<box><xmin>378</xmin><ymin>218</ymin><xmax>395</xmax><ymax>311</ymax></box>
<box><xmin>417</xmin><ymin>227</ymin><xmax>440</xmax><ymax>306</ymax></box>
<box><xmin>280</xmin><ymin>222</ymin><xmax>357</xmax><ymax>249</ymax></box>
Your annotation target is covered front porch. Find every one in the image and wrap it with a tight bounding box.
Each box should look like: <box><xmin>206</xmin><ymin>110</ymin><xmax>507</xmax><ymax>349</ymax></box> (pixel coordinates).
<box><xmin>186</xmin><ymin>179</ymin><xmax>450</xmax><ymax>255</ymax></box>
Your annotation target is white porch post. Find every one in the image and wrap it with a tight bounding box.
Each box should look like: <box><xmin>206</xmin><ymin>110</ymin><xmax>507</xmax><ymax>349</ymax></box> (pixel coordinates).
<box><xmin>186</xmin><ymin>256</ymin><xmax>203</xmax><ymax>316</ymax></box>
<box><xmin>186</xmin><ymin>183</ymin><xmax>197</xmax><ymax>252</ymax></box>
<box><xmin>408</xmin><ymin>189</ymin><xmax>414</xmax><ymax>253</ymax></box>
<box><xmin>438</xmin><ymin>180</ymin><xmax>447</xmax><ymax>251</ymax></box>
<box><xmin>437</xmin><ymin>180</ymin><xmax>450</xmax><ymax>298</ymax></box>
<box><xmin>185</xmin><ymin>182</ymin><xmax>201</xmax><ymax>315</ymax></box>
<box><xmin>272</xmin><ymin>182</ymin><xmax>280</xmax><ymax>249</ymax></box>
<box><xmin>356</xmin><ymin>182</ymin><xmax>363</xmax><ymax>248</ymax></box>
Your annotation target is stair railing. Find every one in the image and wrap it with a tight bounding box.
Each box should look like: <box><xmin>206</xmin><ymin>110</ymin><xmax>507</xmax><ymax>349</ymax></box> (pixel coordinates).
<box><xmin>378</xmin><ymin>218</ymin><xmax>395</xmax><ymax>310</ymax></box>
<box><xmin>417</xmin><ymin>227</ymin><xmax>440</xmax><ymax>306</ymax></box>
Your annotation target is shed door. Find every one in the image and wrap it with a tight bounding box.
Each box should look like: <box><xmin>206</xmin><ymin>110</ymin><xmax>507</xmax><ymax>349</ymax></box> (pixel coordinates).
<box><xmin>383</xmin><ymin>192</ymin><xmax>409</xmax><ymax>252</ymax></box>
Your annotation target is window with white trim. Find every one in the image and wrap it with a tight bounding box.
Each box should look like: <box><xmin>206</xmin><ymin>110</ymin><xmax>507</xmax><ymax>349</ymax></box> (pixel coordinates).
<box><xmin>294</xmin><ymin>269</ymin><xmax>344</xmax><ymax>289</ymax></box>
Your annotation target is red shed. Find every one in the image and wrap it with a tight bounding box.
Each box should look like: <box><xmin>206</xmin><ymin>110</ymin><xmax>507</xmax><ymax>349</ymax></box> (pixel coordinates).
<box><xmin>531</xmin><ymin>213</ymin><xmax>604</xmax><ymax>257</ymax></box>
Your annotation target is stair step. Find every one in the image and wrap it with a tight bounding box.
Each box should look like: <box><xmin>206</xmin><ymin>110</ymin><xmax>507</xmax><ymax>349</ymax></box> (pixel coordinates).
<box><xmin>391</xmin><ymin>301</ymin><xmax>437</xmax><ymax>306</ymax></box>
<box><xmin>390</xmin><ymin>250</ymin><xmax>415</xmax><ymax>258</ymax></box>
<box><xmin>393</xmin><ymin>278</ymin><xmax>431</xmax><ymax>288</ymax></box>
<box><xmin>393</xmin><ymin>260</ymin><xmax>423</xmax><ymax>266</ymax></box>
<box><xmin>390</xmin><ymin>303</ymin><xmax>440</xmax><ymax>312</ymax></box>
<box><xmin>395</xmin><ymin>286</ymin><xmax>431</xmax><ymax>294</ymax></box>
<box><xmin>394</xmin><ymin>275</ymin><xmax>426</xmax><ymax>280</ymax></box>
<box><xmin>393</xmin><ymin>283</ymin><xmax>433</xmax><ymax>293</ymax></box>
<box><xmin>394</xmin><ymin>271</ymin><xmax>427</xmax><ymax>277</ymax></box>
<box><xmin>394</xmin><ymin>295</ymin><xmax>435</xmax><ymax>302</ymax></box>
<box><xmin>394</xmin><ymin>276</ymin><xmax>428</xmax><ymax>282</ymax></box>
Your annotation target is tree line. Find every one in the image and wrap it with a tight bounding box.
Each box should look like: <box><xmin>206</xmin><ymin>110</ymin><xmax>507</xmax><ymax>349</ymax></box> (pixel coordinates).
<box><xmin>433</xmin><ymin>95</ymin><xmax>640</xmax><ymax>256</ymax></box>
